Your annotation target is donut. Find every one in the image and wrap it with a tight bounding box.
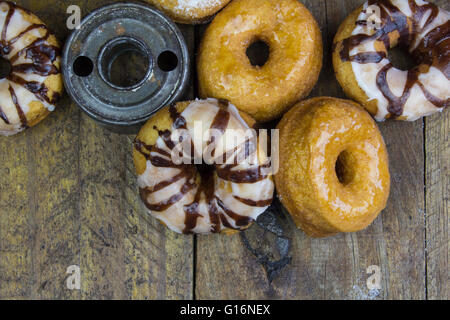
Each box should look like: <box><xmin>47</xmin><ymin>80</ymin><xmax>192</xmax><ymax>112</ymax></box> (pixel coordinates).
<box><xmin>0</xmin><ymin>1</ymin><xmax>63</xmax><ymax>136</ymax></box>
<box><xmin>133</xmin><ymin>99</ymin><xmax>274</xmax><ymax>234</ymax></box>
<box><xmin>145</xmin><ymin>0</ymin><xmax>231</xmax><ymax>24</ymax></box>
<box><xmin>275</xmin><ymin>97</ymin><xmax>390</xmax><ymax>238</ymax></box>
<box><xmin>197</xmin><ymin>0</ymin><xmax>323</xmax><ymax>122</ymax></box>
<box><xmin>333</xmin><ymin>0</ymin><xmax>449</xmax><ymax>121</ymax></box>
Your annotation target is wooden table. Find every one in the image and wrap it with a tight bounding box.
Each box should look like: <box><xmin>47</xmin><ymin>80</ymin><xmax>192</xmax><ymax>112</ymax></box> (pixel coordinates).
<box><xmin>0</xmin><ymin>0</ymin><xmax>448</xmax><ymax>300</ymax></box>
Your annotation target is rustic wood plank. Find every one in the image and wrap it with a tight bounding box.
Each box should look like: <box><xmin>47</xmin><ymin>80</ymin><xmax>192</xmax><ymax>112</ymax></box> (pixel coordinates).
<box><xmin>0</xmin><ymin>86</ymin><xmax>81</xmax><ymax>299</ymax></box>
<box><xmin>0</xmin><ymin>0</ymin><xmax>194</xmax><ymax>299</ymax></box>
<box><xmin>325</xmin><ymin>0</ymin><xmax>426</xmax><ymax>300</ymax></box>
<box><xmin>195</xmin><ymin>0</ymin><xmax>426</xmax><ymax>300</ymax></box>
<box><xmin>426</xmin><ymin>107</ymin><xmax>449</xmax><ymax>300</ymax></box>
<box><xmin>0</xmin><ymin>130</ymin><xmax>36</xmax><ymax>299</ymax></box>
<box><xmin>76</xmin><ymin>15</ymin><xmax>195</xmax><ymax>300</ymax></box>
<box><xmin>0</xmin><ymin>0</ymin><xmax>83</xmax><ymax>299</ymax></box>
<box><xmin>119</xmin><ymin>24</ymin><xmax>196</xmax><ymax>300</ymax></box>
<box><xmin>78</xmin><ymin>115</ymin><xmax>128</xmax><ymax>299</ymax></box>
<box><xmin>29</xmin><ymin>96</ymin><xmax>82</xmax><ymax>300</ymax></box>
<box><xmin>425</xmin><ymin>0</ymin><xmax>449</xmax><ymax>298</ymax></box>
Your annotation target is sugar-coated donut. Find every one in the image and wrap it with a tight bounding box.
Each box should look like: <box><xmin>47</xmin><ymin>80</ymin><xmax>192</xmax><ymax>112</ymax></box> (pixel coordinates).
<box><xmin>0</xmin><ymin>1</ymin><xmax>63</xmax><ymax>136</ymax></box>
<box><xmin>275</xmin><ymin>97</ymin><xmax>390</xmax><ymax>238</ymax></box>
<box><xmin>197</xmin><ymin>0</ymin><xmax>323</xmax><ymax>122</ymax></box>
<box><xmin>133</xmin><ymin>99</ymin><xmax>274</xmax><ymax>234</ymax></box>
<box><xmin>333</xmin><ymin>0</ymin><xmax>449</xmax><ymax>121</ymax></box>
<box><xmin>145</xmin><ymin>0</ymin><xmax>231</xmax><ymax>24</ymax></box>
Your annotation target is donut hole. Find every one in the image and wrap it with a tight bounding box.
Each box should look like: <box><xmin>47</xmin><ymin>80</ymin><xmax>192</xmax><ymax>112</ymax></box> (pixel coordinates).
<box><xmin>335</xmin><ymin>150</ymin><xmax>355</xmax><ymax>186</ymax></box>
<box><xmin>157</xmin><ymin>51</ymin><xmax>179</xmax><ymax>72</ymax></box>
<box><xmin>388</xmin><ymin>46</ymin><xmax>416</xmax><ymax>71</ymax></box>
<box><xmin>0</xmin><ymin>57</ymin><xmax>12</xmax><ymax>79</ymax></box>
<box><xmin>99</xmin><ymin>37</ymin><xmax>151</xmax><ymax>90</ymax></box>
<box><xmin>73</xmin><ymin>56</ymin><xmax>94</xmax><ymax>77</ymax></box>
<box><xmin>196</xmin><ymin>162</ymin><xmax>215</xmax><ymax>177</ymax></box>
<box><xmin>246</xmin><ymin>39</ymin><xmax>270</xmax><ymax>67</ymax></box>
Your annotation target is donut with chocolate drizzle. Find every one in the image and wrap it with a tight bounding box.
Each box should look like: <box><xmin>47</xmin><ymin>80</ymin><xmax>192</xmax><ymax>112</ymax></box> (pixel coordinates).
<box><xmin>133</xmin><ymin>99</ymin><xmax>274</xmax><ymax>234</ymax></box>
<box><xmin>333</xmin><ymin>0</ymin><xmax>449</xmax><ymax>121</ymax></box>
<box><xmin>0</xmin><ymin>1</ymin><xmax>62</xmax><ymax>136</ymax></box>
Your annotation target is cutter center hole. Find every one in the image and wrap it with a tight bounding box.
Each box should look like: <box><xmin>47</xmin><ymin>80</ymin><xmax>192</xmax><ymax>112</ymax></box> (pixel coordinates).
<box><xmin>99</xmin><ymin>37</ymin><xmax>151</xmax><ymax>90</ymax></box>
<box><xmin>0</xmin><ymin>57</ymin><xmax>11</xmax><ymax>79</ymax></box>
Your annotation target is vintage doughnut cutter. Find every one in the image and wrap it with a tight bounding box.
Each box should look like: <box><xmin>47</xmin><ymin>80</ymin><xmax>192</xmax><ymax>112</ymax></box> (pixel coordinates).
<box><xmin>62</xmin><ymin>2</ymin><xmax>190</xmax><ymax>132</ymax></box>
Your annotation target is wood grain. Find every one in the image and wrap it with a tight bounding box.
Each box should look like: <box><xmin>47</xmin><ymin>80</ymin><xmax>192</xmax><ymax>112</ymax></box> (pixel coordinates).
<box><xmin>0</xmin><ymin>127</ymin><xmax>36</xmax><ymax>299</ymax></box>
<box><xmin>425</xmin><ymin>1</ymin><xmax>449</xmax><ymax>298</ymax></box>
<box><xmin>424</xmin><ymin>0</ymin><xmax>449</xmax><ymax>302</ymax></box>
<box><xmin>425</xmin><ymin>109</ymin><xmax>449</xmax><ymax>300</ymax></box>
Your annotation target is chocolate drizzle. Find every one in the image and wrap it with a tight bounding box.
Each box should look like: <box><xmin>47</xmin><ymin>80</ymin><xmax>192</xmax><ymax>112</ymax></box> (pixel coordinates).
<box><xmin>338</xmin><ymin>0</ymin><xmax>449</xmax><ymax>118</ymax></box>
<box><xmin>8</xmin><ymin>84</ymin><xmax>27</xmax><ymax>128</ymax></box>
<box><xmin>0</xmin><ymin>2</ymin><xmax>61</xmax><ymax>128</ymax></box>
<box><xmin>232</xmin><ymin>195</ymin><xmax>273</xmax><ymax>207</ymax></box>
<box><xmin>135</xmin><ymin>101</ymin><xmax>273</xmax><ymax>234</ymax></box>
<box><xmin>0</xmin><ymin>106</ymin><xmax>9</xmax><ymax>124</ymax></box>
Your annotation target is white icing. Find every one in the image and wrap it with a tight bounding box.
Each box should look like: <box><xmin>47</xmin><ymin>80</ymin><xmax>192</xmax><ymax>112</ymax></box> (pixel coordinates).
<box><xmin>0</xmin><ymin>2</ymin><xmax>60</xmax><ymax>136</ymax></box>
<box><xmin>349</xmin><ymin>0</ymin><xmax>450</xmax><ymax>121</ymax></box>
<box><xmin>411</xmin><ymin>6</ymin><xmax>448</xmax><ymax>50</ymax></box>
<box><xmin>391</xmin><ymin>0</ymin><xmax>412</xmax><ymax>16</ymax></box>
<box><xmin>137</xmin><ymin>99</ymin><xmax>274</xmax><ymax>234</ymax></box>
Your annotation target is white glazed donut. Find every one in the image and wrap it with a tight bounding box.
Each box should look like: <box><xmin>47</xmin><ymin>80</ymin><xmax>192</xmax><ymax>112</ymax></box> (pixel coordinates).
<box><xmin>133</xmin><ymin>99</ymin><xmax>275</xmax><ymax>234</ymax></box>
<box><xmin>333</xmin><ymin>0</ymin><xmax>449</xmax><ymax>121</ymax></box>
<box><xmin>0</xmin><ymin>1</ymin><xmax>63</xmax><ymax>136</ymax></box>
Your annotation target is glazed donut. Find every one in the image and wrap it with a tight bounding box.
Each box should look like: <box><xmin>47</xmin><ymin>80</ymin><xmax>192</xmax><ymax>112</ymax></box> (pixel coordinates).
<box><xmin>145</xmin><ymin>0</ymin><xmax>231</xmax><ymax>24</ymax></box>
<box><xmin>197</xmin><ymin>0</ymin><xmax>323</xmax><ymax>122</ymax></box>
<box><xmin>333</xmin><ymin>0</ymin><xmax>449</xmax><ymax>121</ymax></box>
<box><xmin>0</xmin><ymin>1</ymin><xmax>63</xmax><ymax>136</ymax></box>
<box><xmin>275</xmin><ymin>97</ymin><xmax>390</xmax><ymax>238</ymax></box>
<box><xmin>133</xmin><ymin>99</ymin><xmax>274</xmax><ymax>234</ymax></box>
